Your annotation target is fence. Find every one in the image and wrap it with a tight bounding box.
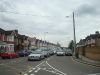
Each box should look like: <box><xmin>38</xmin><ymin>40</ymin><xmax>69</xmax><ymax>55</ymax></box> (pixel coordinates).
<box><xmin>77</xmin><ymin>46</ymin><xmax>100</xmax><ymax>61</ymax></box>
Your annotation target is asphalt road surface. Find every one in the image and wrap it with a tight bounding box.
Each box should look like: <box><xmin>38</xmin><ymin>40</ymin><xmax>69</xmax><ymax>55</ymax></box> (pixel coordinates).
<box><xmin>0</xmin><ymin>55</ymin><xmax>100</xmax><ymax>75</ymax></box>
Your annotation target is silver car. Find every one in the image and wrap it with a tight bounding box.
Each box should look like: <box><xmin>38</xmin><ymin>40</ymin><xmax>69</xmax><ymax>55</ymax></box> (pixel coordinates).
<box><xmin>56</xmin><ymin>51</ymin><xmax>65</xmax><ymax>56</ymax></box>
<box><xmin>36</xmin><ymin>48</ymin><xmax>50</xmax><ymax>57</ymax></box>
<box><xmin>65</xmin><ymin>49</ymin><xmax>72</xmax><ymax>56</ymax></box>
<box><xmin>28</xmin><ymin>51</ymin><xmax>44</xmax><ymax>61</ymax></box>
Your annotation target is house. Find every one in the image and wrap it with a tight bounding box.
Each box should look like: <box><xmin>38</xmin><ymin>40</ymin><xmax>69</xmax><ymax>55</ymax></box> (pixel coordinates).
<box><xmin>0</xmin><ymin>28</ymin><xmax>18</xmax><ymax>53</ymax></box>
<box><xmin>14</xmin><ymin>34</ymin><xmax>24</xmax><ymax>52</ymax></box>
<box><xmin>5</xmin><ymin>30</ymin><xmax>18</xmax><ymax>53</ymax></box>
<box><xmin>77</xmin><ymin>31</ymin><xmax>100</xmax><ymax>47</ymax></box>
<box><xmin>36</xmin><ymin>39</ymin><xmax>42</xmax><ymax>48</ymax></box>
<box><xmin>28</xmin><ymin>37</ymin><xmax>37</xmax><ymax>49</ymax></box>
<box><xmin>20</xmin><ymin>35</ymin><xmax>29</xmax><ymax>50</ymax></box>
<box><xmin>85</xmin><ymin>31</ymin><xmax>100</xmax><ymax>46</ymax></box>
<box><xmin>0</xmin><ymin>28</ymin><xmax>58</xmax><ymax>53</ymax></box>
<box><xmin>0</xmin><ymin>28</ymin><xmax>7</xmax><ymax>53</ymax></box>
<box><xmin>14</xmin><ymin>33</ymin><xmax>31</xmax><ymax>52</ymax></box>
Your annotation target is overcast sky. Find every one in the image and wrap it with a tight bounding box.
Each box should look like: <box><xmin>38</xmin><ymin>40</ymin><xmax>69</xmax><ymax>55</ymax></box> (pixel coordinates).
<box><xmin>0</xmin><ymin>0</ymin><xmax>100</xmax><ymax>47</ymax></box>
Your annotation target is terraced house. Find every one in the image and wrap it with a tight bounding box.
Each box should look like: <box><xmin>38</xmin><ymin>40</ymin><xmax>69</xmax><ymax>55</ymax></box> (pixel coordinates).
<box><xmin>0</xmin><ymin>28</ymin><xmax>58</xmax><ymax>55</ymax></box>
<box><xmin>77</xmin><ymin>31</ymin><xmax>100</xmax><ymax>61</ymax></box>
<box><xmin>0</xmin><ymin>28</ymin><xmax>18</xmax><ymax>53</ymax></box>
<box><xmin>78</xmin><ymin>31</ymin><xmax>100</xmax><ymax>47</ymax></box>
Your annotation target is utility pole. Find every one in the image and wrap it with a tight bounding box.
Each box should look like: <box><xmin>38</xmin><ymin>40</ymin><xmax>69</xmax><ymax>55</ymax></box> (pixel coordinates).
<box><xmin>44</xmin><ymin>32</ymin><xmax>48</xmax><ymax>48</ymax></box>
<box><xmin>44</xmin><ymin>32</ymin><xmax>48</xmax><ymax>41</ymax></box>
<box><xmin>73</xmin><ymin>12</ymin><xmax>78</xmax><ymax>58</ymax></box>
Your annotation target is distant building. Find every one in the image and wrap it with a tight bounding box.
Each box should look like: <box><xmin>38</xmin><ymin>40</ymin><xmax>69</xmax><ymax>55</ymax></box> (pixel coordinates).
<box><xmin>0</xmin><ymin>28</ymin><xmax>58</xmax><ymax>54</ymax></box>
<box><xmin>77</xmin><ymin>31</ymin><xmax>100</xmax><ymax>47</ymax></box>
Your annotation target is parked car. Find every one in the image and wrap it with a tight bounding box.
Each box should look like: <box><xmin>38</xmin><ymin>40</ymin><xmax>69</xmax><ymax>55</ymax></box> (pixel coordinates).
<box><xmin>0</xmin><ymin>52</ymin><xmax>19</xmax><ymax>59</ymax></box>
<box><xmin>28</xmin><ymin>51</ymin><xmax>44</xmax><ymax>61</ymax></box>
<box><xmin>42</xmin><ymin>50</ymin><xmax>50</xmax><ymax>57</ymax></box>
<box><xmin>18</xmin><ymin>50</ymin><xmax>29</xmax><ymax>57</ymax></box>
<box><xmin>48</xmin><ymin>49</ymin><xmax>54</xmax><ymax>55</ymax></box>
<box><xmin>52</xmin><ymin>48</ymin><xmax>57</xmax><ymax>54</ymax></box>
<box><xmin>56</xmin><ymin>50</ymin><xmax>65</xmax><ymax>56</ymax></box>
<box><xmin>65</xmin><ymin>49</ymin><xmax>72</xmax><ymax>56</ymax></box>
<box><xmin>36</xmin><ymin>48</ymin><xmax>50</xmax><ymax>57</ymax></box>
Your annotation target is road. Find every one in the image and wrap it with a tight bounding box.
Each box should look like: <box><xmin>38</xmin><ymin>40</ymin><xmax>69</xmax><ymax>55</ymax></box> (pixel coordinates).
<box><xmin>0</xmin><ymin>55</ymin><xmax>100</xmax><ymax>75</ymax></box>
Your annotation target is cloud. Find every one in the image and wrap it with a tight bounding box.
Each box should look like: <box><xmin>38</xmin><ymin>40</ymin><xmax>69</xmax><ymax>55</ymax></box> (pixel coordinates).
<box><xmin>0</xmin><ymin>0</ymin><xmax>100</xmax><ymax>47</ymax></box>
<box><xmin>77</xmin><ymin>3</ymin><xmax>100</xmax><ymax>16</ymax></box>
<box><xmin>1</xmin><ymin>15</ymin><xmax>18</xmax><ymax>25</ymax></box>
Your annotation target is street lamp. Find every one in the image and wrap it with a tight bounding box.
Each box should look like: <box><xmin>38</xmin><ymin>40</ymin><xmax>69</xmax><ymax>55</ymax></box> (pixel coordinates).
<box><xmin>44</xmin><ymin>32</ymin><xmax>48</xmax><ymax>41</ymax></box>
<box><xmin>72</xmin><ymin>12</ymin><xmax>78</xmax><ymax>58</ymax></box>
<box><xmin>66</xmin><ymin>12</ymin><xmax>78</xmax><ymax>58</ymax></box>
<box><xmin>43</xmin><ymin>32</ymin><xmax>48</xmax><ymax>48</ymax></box>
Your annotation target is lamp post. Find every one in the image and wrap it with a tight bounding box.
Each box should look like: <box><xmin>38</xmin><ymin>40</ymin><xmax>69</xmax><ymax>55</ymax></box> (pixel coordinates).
<box><xmin>44</xmin><ymin>32</ymin><xmax>48</xmax><ymax>48</ymax></box>
<box><xmin>73</xmin><ymin>12</ymin><xmax>77</xmax><ymax>58</ymax></box>
<box><xmin>44</xmin><ymin>32</ymin><xmax>48</xmax><ymax>41</ymax></box>
<box><xmin>66</xmin><ymin>12</ymin><xmax>78</xmax><ymax>58</ymax></box>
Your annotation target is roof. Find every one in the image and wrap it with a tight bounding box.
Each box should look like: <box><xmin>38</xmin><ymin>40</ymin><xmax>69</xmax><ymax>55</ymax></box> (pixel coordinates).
<box><xmin>5</xmin><ymin>31</ymin><xmax>13</xmax><ymax>35</ymax></box>
<box><xmin>86</xmin><ymin>34</ymin><xmax>100</xmax><ymax>40</ymax></box>
<box><xmin>0</xmin><ymin>28</ymin><xmax>18</xmax><ymax>35</ymax></box>
<box><xmin>18</xmin><ymin>34</ymin><xmax>28</xmax><ymax>40</ymax></box>
<box><xmin>0</xmin><ymin>28</ymin><xmax>5</xmax><ymax>34</ymax></box>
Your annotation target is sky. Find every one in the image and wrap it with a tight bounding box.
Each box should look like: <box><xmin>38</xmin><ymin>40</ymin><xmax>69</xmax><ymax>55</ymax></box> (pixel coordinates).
<box><xmin>0</xmin><ymin>0</ymin><xmax>100</xmax><ymax>47</ymax></box>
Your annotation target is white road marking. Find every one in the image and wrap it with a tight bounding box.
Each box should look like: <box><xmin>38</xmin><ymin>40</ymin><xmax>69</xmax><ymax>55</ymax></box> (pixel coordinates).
<box><xmin>46</xmin><ymin>61</ymin><xmax>67</xmax><ymax>75</ymax></box>
<box><xmin>43</xmin><ymin>69</ymin><xmax>61</xmax><ymax>75</ymax></box>
<box><xmin>71</xmin><ymin>57</ymin><xmax>100</xmax><ymax>68</ymax></box>
<box><xmin>24</xmin><ymin>61</ymin><xmax>45</xmax><ymax>74</ymax></box>
<box><xmin>51</xmin><ymin>71</ymin><xmax>56</xmax><ymax>73</ymax></box>
<box><xmin>36</xmin><ymin>61</ymin><xmax>45</xmax><ymax>67</ymax></box>
<box><xmin>34</xmin><ymin>68</ymin><xmax>41</xmax><ymax>73</ymax></box>
<box><xmin>24</xmin><ymin>73</ymin><xmax>28</xmax><ymax>75</ymax></box>
<box><xmin>29</xmin><ymin>70</ymin><xmax>33</xmax><ymax>73</ymax></box>
<box><xmin>33</xmin><ymin>68</ymin><xmax>36</xmax><ymax>70</ymax></box>
<box><xmin>24</xmin><ymin>56</ymin><xmax>67</xmax><ymax>75</ymax></box>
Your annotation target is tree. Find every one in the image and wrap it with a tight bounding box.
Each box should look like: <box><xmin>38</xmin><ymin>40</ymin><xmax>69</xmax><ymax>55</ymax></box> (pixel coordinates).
<box><xmin>68</xmin><ymin>40</ymin><xmax>74</xmax><ymax>52</ymax></box>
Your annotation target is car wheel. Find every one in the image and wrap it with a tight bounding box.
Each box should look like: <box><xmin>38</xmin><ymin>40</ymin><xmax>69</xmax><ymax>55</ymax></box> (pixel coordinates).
<box><xmin>2</xmin><ymin>57</ymin><xmax>5</xmax><ymax>59</ymax></box>
<box><xmin>39</xmin><ymin>57</ymin><xmax>42</xmax><ymax>61</ymax></box>
<box><xmin>28</xmin><ymin>59</ymin><xmax>31</xmax><ymax>61</ymax></box>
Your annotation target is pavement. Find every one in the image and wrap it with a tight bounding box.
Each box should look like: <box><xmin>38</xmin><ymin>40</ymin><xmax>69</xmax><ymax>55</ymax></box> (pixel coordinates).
<box><xmin>72</xmin><ymin>55</ymin><xmax>100</xmax><ymax>67</ymax></box>
<box><xmin>0</xmin><ymin>55</ymin><xmax>100</xmax><ymax>75</ymax></box>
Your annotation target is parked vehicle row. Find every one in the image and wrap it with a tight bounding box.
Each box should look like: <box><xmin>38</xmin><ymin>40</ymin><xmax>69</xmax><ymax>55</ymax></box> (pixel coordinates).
<box><xmin>0</xmin><ymin>52</ymin><xmax>19</xmax><ymax>59</ymax></box>
<box><xmin>0</xmin><ymin>47</ymin><xmax>72</xmax><ymax>60</ymax></box>
<box><xmin>65</xmin><ymin>49</ymin><xmax>73</xmax><ymax>56</ymax></box>
<box><xmin>56</xmin><ymin>50</ymin><xmax>65</xmax><ymax>56</ymax></box>
<box><xmin>18</xmin><ymin>50</ymin><xmax>31</xmax><ymax>57</ymax></box>
<box><xmin>0</xmin><ymin>49</ymin><xmax>31</xmax><ymax>59</ymax></box>
<box><xmin>56</xmin><ymin>48</ymin><xmax>73</xmax><ymax>56</ymax></box>
<box><xmin>28</xmin><ymin>48</ymin><xmax>55</xmax><ymax>61</ymax></box>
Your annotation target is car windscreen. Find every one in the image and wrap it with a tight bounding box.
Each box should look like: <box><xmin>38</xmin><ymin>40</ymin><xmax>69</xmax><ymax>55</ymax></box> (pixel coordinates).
<box><xmin>32</xmin><ymin>51</ymin><xmax>41</xmax><ymax>54</ymax></box>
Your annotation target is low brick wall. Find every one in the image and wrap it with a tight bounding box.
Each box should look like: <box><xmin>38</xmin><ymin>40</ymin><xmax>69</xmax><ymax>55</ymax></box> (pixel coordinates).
<box><xmin>77</xmin><ymin>46</ymin><xmax>100</xmax><ymax>61</ymax></box>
